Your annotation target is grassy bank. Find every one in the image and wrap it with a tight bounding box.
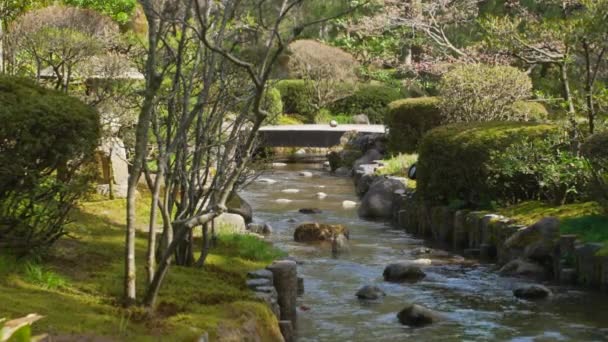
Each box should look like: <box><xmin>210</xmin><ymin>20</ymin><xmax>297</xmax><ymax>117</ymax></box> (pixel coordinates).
<box><xmin>0</xmin><ymin>195</ymin><xmax>285</xmax><ymax>341</ymax></box>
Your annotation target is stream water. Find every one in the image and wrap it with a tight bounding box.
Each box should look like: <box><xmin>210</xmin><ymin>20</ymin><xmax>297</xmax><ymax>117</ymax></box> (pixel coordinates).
<box><xmin>241</xmin><ymin>164</ymin><xmax>608</xmax><ymax>342</ymax></box>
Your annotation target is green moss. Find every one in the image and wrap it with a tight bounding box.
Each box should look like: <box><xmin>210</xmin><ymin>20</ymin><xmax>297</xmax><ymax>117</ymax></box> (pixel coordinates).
<box><xmin>386</xmin><ymin>97</ymin><xmax>442</xmax><ymax>153</ymax></box>
<box><xmin>511</xmin><ymin>101</ymin><xmax>549</xmax><ymax>122</ymax></box>
<box><xmin>276</xmin><ymin>114</ymin><xmax>305</xmax><ymax>125</ymax></box>
<box><xmin>498</xmin><ymin>201</ymin><xmax>603</xmax><ymax>226</ymax></box>
<box><xmin>0</xmin><ymin>195</ymin><xmax>283</xmax><ymax>341</ymax></box>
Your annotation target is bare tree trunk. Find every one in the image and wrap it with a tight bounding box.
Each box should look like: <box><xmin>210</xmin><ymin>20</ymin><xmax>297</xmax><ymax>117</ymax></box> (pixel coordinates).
<box><xmin>0</xmin><ymin>18</ymin><xmax>4</xmax><ymax>73</ymax></box>
<box><xmin>124</xmin><ymin>0</ymin><xmax>162</xmax><ymax>306</ymax></box>
<box><xmin>559</xmin><ymin>61</ymin><xmax>579</xmax><ymax>152</ymax></box>
<box><xmin>146</xmin><ymin>167</ymin><xmax>163</xmax><ymax>285</ymax></box>
<box><xmin>583</xmin><ymin>43</ymin><xmax>595</xmax><ymax>135</ymax></box>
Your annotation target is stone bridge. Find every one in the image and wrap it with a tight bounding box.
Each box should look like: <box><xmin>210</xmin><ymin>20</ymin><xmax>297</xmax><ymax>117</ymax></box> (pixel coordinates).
<box><xmin>258</xmin><ymin>124</ymin><xmax>386</xmax><ymax>147</ymax></box>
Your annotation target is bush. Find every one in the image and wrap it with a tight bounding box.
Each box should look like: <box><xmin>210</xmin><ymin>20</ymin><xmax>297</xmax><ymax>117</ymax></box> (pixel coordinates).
<box><xmin>439</xmin><ymin>64</ymin><xmax>533</xmax><ymax>123</ymax></box>
<box><xmin>262</xmin><ymin>87</ymin><xmax>284</xmax><ymax>124</ymax></box>
<box><xmin>417</xmin><ymin>122</ymin><xmax>556</xmax><ymax>207</ymax></box>
<box><xmin>386</xmin><ymin>97</ymin><xmax>442</xmax><ymax>153</ymax></box>
<box><xmin>581</xmin><ymin>131</ymin><xmax>608</xmax><ymax>212</ymax></box>
<box><xmin>488</xmin><ymin>131</ymin><xmax>592</xmax><ymax>205</ymax></box>
<box><xmin>0</xmin><ymin>77</ymin><xmax>100</xmax><ymax>255</ymax></box>
<box><xmin>275</xmin><ymin>79</ymin><xmax>315</xmax><ymax>120</ymax></box>
<box><xmin>511</xmin><ymin>101</ymin><xmax>549</xmax><ymax>122</ymax></box>
<box><xmin>330</xmin><ymin>84</ymin><xmax>403</xmax><ymax>123</ymax></box>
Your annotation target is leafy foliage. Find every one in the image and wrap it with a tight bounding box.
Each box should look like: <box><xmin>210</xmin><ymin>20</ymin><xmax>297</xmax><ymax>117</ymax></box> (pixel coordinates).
<box><xmin>62</xmin><ymin>0</ymin><xmax>137</xmax><ymax>24</ymax></box>
<box><xmin>386</xmin><ymin>97</ymin><xmax>442</xmax><ymax>153</ymax></box>
<box><xmin>489</xmin><ymin>131</ymin><xmax>592</xmax><ymax>205</ymax></box>
<box><xmin>330</xmin><ymin>84</ymin><xmax>403</xmax><ymax>123</ymax></box>
<box><xmin>439</xmin><ymin>64</ymin><xmax>533</xmax><ymax>123</ymax></box>
<box><xmin>275</xmin><ymin>79</ymin><xmax>316</xmax><ymax>120</ymax></box>
<box><xmin>0</xmin><ymin>76</ymin><xmax>99</xmax><ymax>254</ymax></box>
<box><xmin>581</xmin><ymin>131</ymin><xmax>608</xmax><ymax>212</ymax></box>
<box><xmin>417</xmin><ymin>122</ymin><xmax>556</xmax><ymax>207</ymax></box>
<box><xmin>262</xmin><ymin>87</ymin><xmax>284</xmax><ymax>124</ymax></box>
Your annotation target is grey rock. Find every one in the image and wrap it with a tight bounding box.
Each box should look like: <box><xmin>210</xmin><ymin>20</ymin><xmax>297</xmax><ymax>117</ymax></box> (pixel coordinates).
<box><xmin>383</xmin><ymin>262</ymin><xmax>426</xmax><ymax>282</ymax></box>
<box><xmin>397</xmin><ymin>303</ymin><xmax>443</xmax><ymax>327</ymax></box>
<box><xmin>513</xmin><ymin>284</ymin><xmax>553</xmax><ymax>300</ymax></box>
<box><xmin>299</xmin><ymin>208</ymin><xmax>323</xmax><ymax>214</ymax></box>
<box><xmin>247</xmin><ymin>269</ymin><xmax>274</xmax><ymax>281</ymax></box>
<box><xmin>356</xmin><ymin>285</ymin><xmax>386</xmax><ymax>300</ymax></box>
<box><xmin>352</xmin><ymin>114</ymin><xmax>371</xmax><ymax>125</ymax></box>
<box><xmin>353</xmin><ymin>148</ymin><xmax>384</xmax><ymax>170</ymax></box>
<box><xmin>499</xmin><ymin>258</ymin><xmax>548</xmax><ymax>279</ymax></box>
<box><xmin>299</xmin><ymin>171</ymin><xmax>313</xmax><ymax>177</ymax></box>
<box><xmin>246</xmin><ymin>278</ymin><xmax>271</xmax><ymax>290</ymax></box>
<box><xmin>355</xmin><ymin>173</ymin><xmax>378</xmax><ymax>197</ymax></box>
<box><xmin>334</xmin><ymin>166</ymin><xmax>351</xmax><ymax>177</ymax></box>
<box><xmin>505</xmin><ymin>217</ymin><xmax>560</xmax><ymax>262</ymax></box>
<box><xmin>358</xmin><ymin>177</ymin><xmax>406</xmax><ymax>219</ymax></box>
<box><xmin>247</xmin><ymin>223</ymin><xmax>273</xmax><ymax>235</ymax></box>
<box><xmin>213</xmin><ymin>213</ymin><xmax>247</xmax><ymax>233</ymax></box>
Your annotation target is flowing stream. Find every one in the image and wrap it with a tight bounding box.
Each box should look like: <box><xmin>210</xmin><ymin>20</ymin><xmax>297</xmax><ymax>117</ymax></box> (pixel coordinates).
<box><xmin>241</xmin><ymin>164</ymin><xmax>608</xmax><ymax>342</ymax></box>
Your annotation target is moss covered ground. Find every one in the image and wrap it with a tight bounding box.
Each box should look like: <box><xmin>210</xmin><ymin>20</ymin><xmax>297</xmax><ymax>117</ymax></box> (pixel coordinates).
<box><xmin>498</xmin><ymin>201</ymin><xmax>608</xmax><ymax>254</ymax></box>
<box><xmin>0</xmin><ymin>194</ymin><xmax>285</xmax><ymax>341</ymax></box>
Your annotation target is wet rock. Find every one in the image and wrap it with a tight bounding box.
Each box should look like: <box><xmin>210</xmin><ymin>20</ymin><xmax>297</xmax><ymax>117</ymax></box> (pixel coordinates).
<box><xmin>257</xmin><ymin>178</ymin><xmax>277</xmax><ymax>184</ymax></box>
<box><xmin>294</xmin><ymin>223</ymin><xmax>349</xmax><ymax>242</ymax></box>
<box><xmin>504</xmin><ymin>217</ymin><xmax>560</xmax><ymax>263</ymax></box>
<box><xmin>353</xmin><ymin>148</ymin><xmax>383</xmax><ymax>170</ymax></box>
<box><xmin>358</xmin><ymin>177</ymin><xmax>406</xmax><ymax>219</ymax></box>
<box><xmin>227</xmin><ymin>192</ymin><xmax>253</xmax><ymax>224</ymax></box>
<box><xmin>410</xmin><ymin>247</ymin><xmax>432</xmax><ymax>256</ymax></box>
<box><xmin>355</xmin><ymin>173</ymin><xmax>377</xmax><ymax>197</ymax></box>
<box><xmin>335</xmin><ymin>166</ymin><xmax>351</xmax><ymax>177</ymax></box>
<box><xmin>297</xmin><ymin>277</ymin><xmax>305</xmax><ymax>295</ymax></box>
<box><xmin>397</xmin><ymin>303</ymin><xmax>443</xmax><ymax>327</ymax></box>
<box><xmin>356</xmin><ymin>285</ymin><xmax>386</xmax><ymax>300</ymax></box>
<box><xmin>299</xmin><ymin>208</ymin><xmax>323</xmax><ymax>214</ymax></box>
<box><xmin>254</xmin><ymin>291</ymin><xmax>281</xmax><ymax>319</ymax></box>
<box><xmin>282</xmin><ymin>189</ymin><xmax>300</xmax><ymax>194</ymax></box>
<box><xmin>276</xmin><ymin>199</ymin><xmax>293</xmax><ymax>204</ymax></box>
<box><xmin>383</xmin><ymin>262</ymin><xmax>426</xmax><ymax>282</ymax></box>
<box><xmin>247</xmin><ymin>269</ymin><xmax>274</xmax><ymax>281</ymax></box>
<box><xmin>247</xmin><ymin>223</ymin><xmax>273</xmax><ymax>235</ymax></box>
<box><xmin>499</xmin><ymin>258</ymin><xmax>548</xmax><ymax>279</ymax></box>
<box><xmin>272</xmin><ymin>162</ymin><xmax>287</xmax><ymax>167</ymax></box>
<box><xmin>246</xmin><ymin>278</ymin><xmax>271</xmax><ymax>290</ymax></box>
<box><xmin>316</xmin><ymin>192</ymin><xmax>328</xmax><ymax>199</ymax></box>
<box><xmin>513</xmin><ymin>284</ymin><xmax>552</xmax><ymax>300</ymax></box>
<box><xmin>299</xmin><ymin>171</ymin><xmax>313</xmax><ymax>177</ymax></box>
<box><xmin>342</xmin><ymin>200</ymin><xmax>358</xmax><ymax>209</ymax></box>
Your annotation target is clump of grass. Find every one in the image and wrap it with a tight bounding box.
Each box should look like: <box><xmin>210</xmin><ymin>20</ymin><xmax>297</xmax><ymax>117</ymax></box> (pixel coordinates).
<box><xmin>23</xmin><ymin>263</ymin><xmax>67</xmax><ymax>290</ymax></box>
<box><xmin>376</xmin><ymin>153</ymin><xmax>418</xmax><ymax>177</ymax></box>
<box><xmin>216</xmin><ymin>234</ymin><xmax>286</xmax><ymax>263</ymax></box>
<box><xmin>561</xmin><ymin>215</ymin><xmax>608</xmax><ymax>244</ymax></box>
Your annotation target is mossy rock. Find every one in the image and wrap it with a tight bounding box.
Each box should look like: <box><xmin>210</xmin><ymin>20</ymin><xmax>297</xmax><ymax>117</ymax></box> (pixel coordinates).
<box><xmin>294</xmin><ymin>223</ymin><xmax>349</xmax><ymax>242</ymax></box>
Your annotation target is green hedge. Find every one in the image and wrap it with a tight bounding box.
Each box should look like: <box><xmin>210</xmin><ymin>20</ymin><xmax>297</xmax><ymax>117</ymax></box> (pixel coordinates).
<box><xmin>417</xmin><ymin>122</ymin><xmax>556</xmax><ymax>207</ymax></box>
<box><xmin>386</xmin><ymin>97</ymin><xmax>441</xmax><ymax>153</ymax></box>
<box><xmin>330</xmin><ymin>84</ymin><xmax>402</xmax><ymax>123</ymax></box>
<box><xmin>582</xmin><ymin>130</ymin><xmax>608</xmax><ymax>167</ymax></box>
<box><xmin>275</xmin><ymin>80</ymin><xmax>315</xmax><ymax>119</ymax></box>
<box><xmin>511</xmin><ymin>101</ymin><xmax>549</xmax><ymax>122</ymax></box>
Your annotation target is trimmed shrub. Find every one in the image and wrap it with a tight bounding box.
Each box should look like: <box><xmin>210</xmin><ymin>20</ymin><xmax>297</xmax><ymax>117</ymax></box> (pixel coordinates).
<box><xmin>330</xmin><ymin>84</ymin><xmax>402</xmax><ymax>124</ymax></box>
<box><xmin>386</xmin><ymin>97</ymin><xmax>442</xmax><ymax>153</ymax></box>
<box><xmin>262</xmin><ymin>87</ymin><xmax>284</xmax><ymax>124</ymax></box>
<box><xmin>581</xmin><ymin>131</ymin><xmax>608</xmax><ymax>212</ymax></box>
<box><xmin>282</xmin><ymin>39</ymin><xmax>359</xmax><ymax>82</ymax></box>
<box><xmin>0</xmin><ymin>76</ymin><xmax>100</xmax><ymax>254</ymax></box>
<box><xmin>275</xmin><ymin>79</ymin><xmax>315</xmax><ymax>120</ymax></box>
<box><xmin>511</xmin><ymin>101</ymin><xmax>550</xmax><ymax>122</ymax></box>
<box><xmin>439</xmin><ymin>64</ymin><xmax>533</xmax><ymax>123</ymax></box>
<box><xmin>417</xmin><ymin>122</ymin><xmax>556</xmax><ymax>207</ymax></box>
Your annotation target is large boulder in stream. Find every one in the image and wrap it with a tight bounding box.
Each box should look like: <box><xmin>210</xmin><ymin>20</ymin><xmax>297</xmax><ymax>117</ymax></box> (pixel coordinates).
<box><xmin>513</xmin><ymin>284</ymin><xmax>553</xmax><ymax>300</ymax></box>
<box><xmin>227</xmin><ymin>192</ymin><xmax>253</xmax><ymax>224</ymax></box>
<box><xmin>353</xmin><ymin>148</ymin><xmax>383</xmax><ymax>170</ymax></box>
<box><xmin>383</xmin><ymin>261</ymin><xmax>426</xmax><ymax>282</ymax></box>
<box><xmin>356</xmin><ymin>285</ymin><xmax>386</xmax><ymax>300</ymax></box>
<box><xmin>294</xmin><ymin>223</ymin><xmax>349</xmax><ymax>242</ymax></box>
<box><xmin>504</xmin><ymin>217</ymin><xmax>559</xmax><ymax>263</ymax></box>
<box><xmin>358</xmin><ymin>177</ymin><xmax>406</xmax><ymax>219</ymax></box>
<box><xmin>397</xmin><ymin>303</ymin><xmax>444</xmax><ymax>327</ymax></box>
<box><xmin>499</xmin><ymin>258</ymin><xmax>548</xmax><ymax>279</ymax></box>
